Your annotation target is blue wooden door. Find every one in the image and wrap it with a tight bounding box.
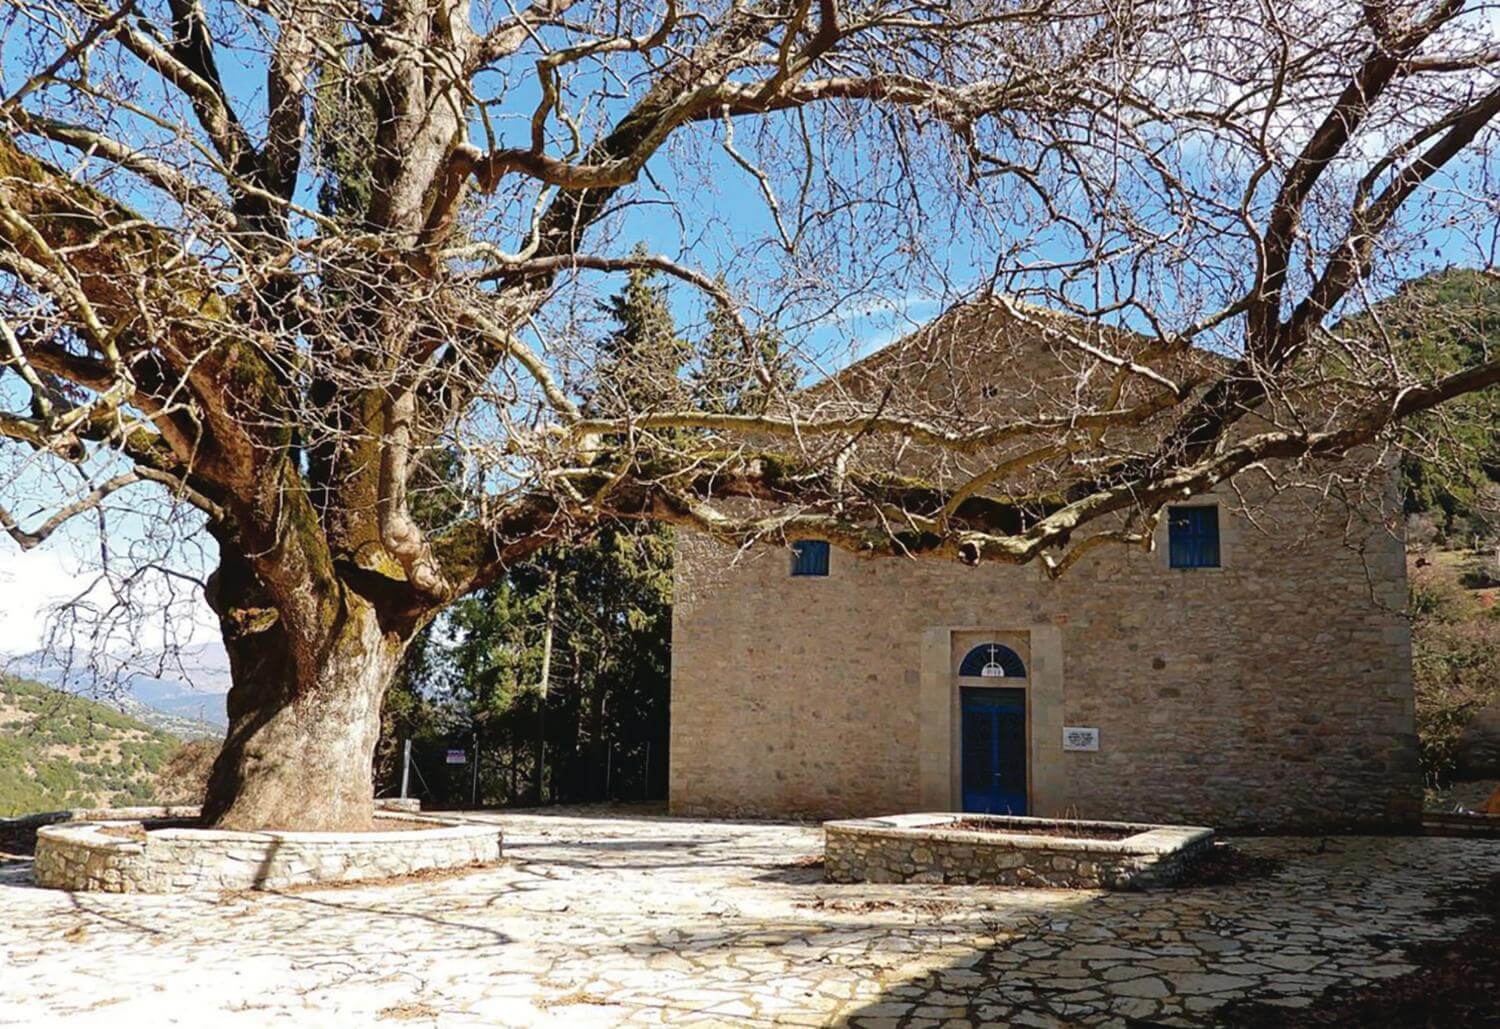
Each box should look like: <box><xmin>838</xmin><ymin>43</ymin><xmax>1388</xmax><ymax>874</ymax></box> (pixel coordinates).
<box><xmin>961</xmin><ymin>687</ymin><xmax>1027</xmax><ymax>814</ymax></box>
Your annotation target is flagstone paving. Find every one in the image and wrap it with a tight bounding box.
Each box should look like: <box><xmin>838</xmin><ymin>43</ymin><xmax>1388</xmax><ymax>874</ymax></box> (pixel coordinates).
<box><xmin>1</xmin><ymin>807</ymin><xmax>1496</xmax><ymax>1027</ymax></box>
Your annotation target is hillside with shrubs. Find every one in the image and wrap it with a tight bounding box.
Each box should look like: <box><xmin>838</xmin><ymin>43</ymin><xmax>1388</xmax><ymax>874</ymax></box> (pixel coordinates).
<box><xmin>1394</xmin><ymin>269</ymin><xmax>1500</xmax><ymax>793</ymax></box>
<box><xmin>0</xmin><ymin>677</ymin><xmax>183</xmax><ymax>816</ymax></box>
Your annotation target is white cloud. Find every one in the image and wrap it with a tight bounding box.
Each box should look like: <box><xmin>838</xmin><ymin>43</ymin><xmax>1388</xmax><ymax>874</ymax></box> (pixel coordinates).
<box><xmin>0</xmin><ymin>547</ymin><xmax>82</xmax><ymax>655</ymax></box>
<box><xmin>0</xmin><ymin>542</ymin><xmax>219</xmax><ymax>657</ymax></box>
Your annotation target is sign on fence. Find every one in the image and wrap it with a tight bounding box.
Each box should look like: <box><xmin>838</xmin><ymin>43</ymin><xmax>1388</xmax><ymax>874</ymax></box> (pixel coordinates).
<box><xmin>445</xmin><ymin>749</ymin><xmax>467</xmax><ymax>765</ymax></box>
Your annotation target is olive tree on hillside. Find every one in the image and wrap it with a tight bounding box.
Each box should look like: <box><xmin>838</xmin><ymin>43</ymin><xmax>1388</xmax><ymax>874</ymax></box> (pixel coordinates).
<box><xmin>2</xmin><ymin>0</ymin><xmax>1499</xmax><ymax>828</ymax></box>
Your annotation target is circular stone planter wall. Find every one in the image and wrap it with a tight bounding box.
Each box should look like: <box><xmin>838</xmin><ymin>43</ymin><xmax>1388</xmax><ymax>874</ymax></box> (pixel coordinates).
<box><xmin>33</xmin><ymin>807</ymin><xmax>502</xmax><ymax>893</ymax></box>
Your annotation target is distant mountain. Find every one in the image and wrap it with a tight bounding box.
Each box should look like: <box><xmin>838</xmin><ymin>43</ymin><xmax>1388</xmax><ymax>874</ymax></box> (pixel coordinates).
<box><xmin>0</xmin><ymin>676</ymin><xmax>183</xmax><ymax>817</ymax></box>
<box><xmin>2</xmin><ymin>641</ymin><xmax>229</xmax><ymax>731</ymax></box>
<box><xmin>115</xmin><ymin>695</ymin><xmax>222</xmax><ymax>740</ymax></box>
<box><xmin>118</xmin><ymin>684</ymin><xmax>225</xmax><ymax>731</ymax></box>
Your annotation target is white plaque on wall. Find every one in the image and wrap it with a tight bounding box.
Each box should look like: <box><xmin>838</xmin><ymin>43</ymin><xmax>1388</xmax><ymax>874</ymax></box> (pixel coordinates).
<box><xmin>1062</xmin><ymin>727</ymin><xmax>1100</xmax><ymax>752</ymax></box>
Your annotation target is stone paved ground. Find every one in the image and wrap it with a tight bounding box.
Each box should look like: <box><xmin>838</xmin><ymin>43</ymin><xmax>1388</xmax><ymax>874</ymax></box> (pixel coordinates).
<box><xmin>1</xmin><ymin>807</ymin><xmax>1496</xmax><ymax>1027</ymax></box>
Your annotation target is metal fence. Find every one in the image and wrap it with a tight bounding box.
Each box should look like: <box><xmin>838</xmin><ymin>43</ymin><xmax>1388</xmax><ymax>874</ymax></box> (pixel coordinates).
<box><xmin>378</xmin><ymin>735</ymin><xmax>663</xmax><ymax>810</ymax></box>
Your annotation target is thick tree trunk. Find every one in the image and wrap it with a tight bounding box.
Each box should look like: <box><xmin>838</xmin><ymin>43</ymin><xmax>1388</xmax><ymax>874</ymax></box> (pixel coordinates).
<box><xmin>202</xmin><ymin>589</ymin><xmax>406</xmax><ymax>831</ymax></box>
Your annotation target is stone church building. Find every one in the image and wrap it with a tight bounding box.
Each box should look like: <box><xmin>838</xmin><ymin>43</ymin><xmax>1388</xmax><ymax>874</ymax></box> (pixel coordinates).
<box><xmin>668</xmin><ymin>304</ymin><xmax>1422</xmax><ymax>832</ymax></box>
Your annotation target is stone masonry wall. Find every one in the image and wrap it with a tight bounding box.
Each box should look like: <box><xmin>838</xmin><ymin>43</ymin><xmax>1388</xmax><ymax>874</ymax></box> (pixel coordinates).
<box><xmin>670</xmin><ymin>480</ymin><xmax>1421</xmax><ymax>831</ymax></box>
<box><xmin>823</xmin><ymin>816</ymin><xmax>1214</xmax><ymax>889</ymax></box>
<box><xmin>33</xmin><ymin>813</ymin><xmax>502</xmax><ymax>893</ymax></box>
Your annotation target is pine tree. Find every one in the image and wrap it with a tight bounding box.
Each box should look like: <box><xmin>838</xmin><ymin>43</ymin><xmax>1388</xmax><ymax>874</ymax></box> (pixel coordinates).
<box><xmin>692</xmin><ymin>301</ymin><xmax>795</xmax><ymax>414</ymax></box>
<box><xmin>593</xmin><ymin>250</ymin><xmax>693</xmax><ymax>415</ymax></box>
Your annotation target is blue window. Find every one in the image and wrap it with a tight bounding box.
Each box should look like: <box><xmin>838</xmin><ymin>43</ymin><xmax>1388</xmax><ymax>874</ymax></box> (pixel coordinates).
<box><xmin>790</xmin><ymin>540</ymin><xmax>830</xmax><ymax>577</ymax></box>
<box><xmin>1168</xmin><ymin>505</ymin><xmax>1220</xmax><ymax>568</ymax></box>
<box><xmin>958</xmin><ymin>643</ymin><xmax>1027</xmax><ymax>679</ymax></box>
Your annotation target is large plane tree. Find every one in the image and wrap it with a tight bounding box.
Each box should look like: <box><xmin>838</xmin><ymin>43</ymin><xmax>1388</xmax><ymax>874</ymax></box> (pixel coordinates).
<box><xmin>2</xmin><ymin>0</ymin><xmax>1499</xmax><ymax>829</ymax></box>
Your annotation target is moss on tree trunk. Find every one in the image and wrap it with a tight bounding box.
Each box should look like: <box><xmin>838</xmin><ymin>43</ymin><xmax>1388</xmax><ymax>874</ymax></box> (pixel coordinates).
<box><xmin>202</xmin><ymin>589</ymin><xmax>405</xmax><ymax>832</ymax></box>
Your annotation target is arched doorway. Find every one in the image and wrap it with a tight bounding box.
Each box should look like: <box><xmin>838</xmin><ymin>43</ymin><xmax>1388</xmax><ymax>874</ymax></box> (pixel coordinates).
<box><xmin>957</xmin><ymin>643</ymin><xmax>1028</xmax><ymax>814</ymax></box>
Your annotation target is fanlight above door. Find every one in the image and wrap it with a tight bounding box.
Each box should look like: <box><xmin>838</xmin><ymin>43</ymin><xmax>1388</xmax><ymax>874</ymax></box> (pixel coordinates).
<box><xmin>958</xmin><ymin>643</ymin><xmax>1027</xmax><ymax>679</ymax></box>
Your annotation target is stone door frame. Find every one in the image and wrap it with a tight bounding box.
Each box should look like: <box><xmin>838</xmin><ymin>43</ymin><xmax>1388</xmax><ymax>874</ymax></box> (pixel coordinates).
<box><xmin>918</xmin><ymin>625</ymin><xmax>1065</xmax><ymax>815</ymax></box>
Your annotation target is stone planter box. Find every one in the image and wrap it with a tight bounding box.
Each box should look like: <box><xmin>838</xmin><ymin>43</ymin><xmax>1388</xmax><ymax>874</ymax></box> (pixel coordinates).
<box><xmin>32</xmin><ymin>807</ymin><xmax>502</xmax><ymax>893</ymax></box>
<box><xmin>824</xmin><ymin>813</ymin><xmax>1213</xmax><ymax>889</ymax></box>
<box><xmin>1423</xmin><ymin>811</ymin><xmax>1500</xmax><ymax>838</ymax></box>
